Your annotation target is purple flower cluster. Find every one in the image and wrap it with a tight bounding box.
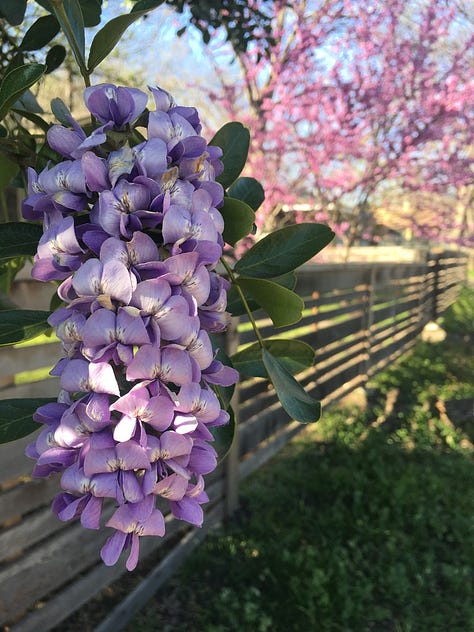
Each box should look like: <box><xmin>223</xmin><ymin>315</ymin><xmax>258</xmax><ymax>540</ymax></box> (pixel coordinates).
<box><xmin>24</xmin><ymin>84</ymin><xmax>238</xmax><ymax>570</ymax></box>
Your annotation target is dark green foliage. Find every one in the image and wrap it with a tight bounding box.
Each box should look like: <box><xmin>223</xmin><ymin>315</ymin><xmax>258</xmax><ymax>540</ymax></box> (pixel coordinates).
<box><xmin>0</xmin><ymin>397</ymin><xmax>54</xmax><ymax>442</ymax></box>
<box><xmin>0</xmin><ymin>63</ymin><xmax>46</xmax><ymax>121</ymax></box>
<box><xmin>232</xmin><ymin>338</ymin><xmax>314</xmax><ymax>378</ymax></box>
<box><xmin>0</xmin><ymin>309</ymin><xmax>51</xmax><ymax>346</ymax></box>
<box><xmin>219</xmin><ymin>196</ymin><xmax>255</xmax><ymax>246</ymax></box>
<box><xmin>236</xmin><ymin>277</ymin><xmax>304</xmax><ymax>327</ymax></box>
<box><xmin>228</xmin><ymin>176</ymin><xmax>265</xmax><ymax>212</ymax></box>
<box><xmin>210</xmin><ymin>122</ymin><xmax>250</xmax><ymax>189</ymax></box>
<box><xmin>441</xmin><ymin>284</ymin><xmax>474</xmax><ymax>338</ymax></box>
<box><xmin>262</xmin><ymin>346</ymin><xmax>321</xmax><ymax>422</ymax></box>
<box><xmin>0</xmin><ymin>222</ymin><xmax>43</xmax><ymax>261</ymax></box>
<box><xmin>234</xmin><ymin>223</ymin><xmax>335</xmax><ymax>278</ymax></box>
<box><xmin>165</xmin><ymin>0</ymin><xmax>278</xmax><ymax>54</ymax></box>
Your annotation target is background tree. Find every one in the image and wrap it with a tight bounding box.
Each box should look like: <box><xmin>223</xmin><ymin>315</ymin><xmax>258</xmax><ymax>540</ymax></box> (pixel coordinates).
<box><xmin>204</xmin><ymin>0</ymin><xmax>474</xmax><ymax>249</ymax></box>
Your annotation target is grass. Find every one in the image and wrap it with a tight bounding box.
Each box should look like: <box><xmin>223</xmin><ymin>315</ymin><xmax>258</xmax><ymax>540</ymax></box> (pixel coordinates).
<box><xmin>124</xmin><ymin>296</ymin><xmax>474</xmax><ymax>632</ymax></box>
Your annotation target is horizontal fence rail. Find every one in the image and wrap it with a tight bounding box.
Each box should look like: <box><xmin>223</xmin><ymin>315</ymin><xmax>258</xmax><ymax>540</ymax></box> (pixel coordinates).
<box><xmin>0</xmin><ymin>250</ymin><xmax>467</xmax><ymax>631</ymax></box>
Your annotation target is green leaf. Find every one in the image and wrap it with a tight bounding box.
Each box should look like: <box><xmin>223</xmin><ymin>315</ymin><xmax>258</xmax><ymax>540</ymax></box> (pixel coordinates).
<box><xmin>51</xmin><ymin>97</ymin><xmax>73</xmax><ymax>126</ymax></box>
<box><xmin>220</xmin><ymin>196</ymin><xmax>255</xmax><ymax>246</ymax></box>
<box><xmin>227</xmin><ymin>271</ymin><xmax>296</xmax><ymax>317</ymax></box>
<box><xmin>53</xmin><ymin>0</ymin><xmax>86</xmax><ymax>61</ymax></box>
<box><xmin>262</xmin><ymin>348</ymin><xmax>321</xmax><ymax>423</ymax></box>
<box><xmin>87</xmin><ymin>1</ymin><xmax>164</xmax><ymax>71</ymax></box>
<box><xmin>0</xmin><ymin>0</ymin><xmax>27</xmax><ymax>25</ymax></box>
<box><xmin>235</xmin><ymin>223</ymin><xmax>335</xmax><ymax>279</ymax></box>
<box><xmin>45</xmin><ymin>44</ymin><xmax>67</xmax><ymax>74</ymax></box>
<box><xmin>210</xmin><ymin>122</ymin><xmax>250</xmax><ymax>189</ymax></box>
<box><xmin>20</xmin><ymin>15</ymin><xmax>60</xmax><ymax>51</ymax></box>
<box><xmin>14</xmin><ymin>88</ymin><xmax>43</xmax><ymax>113</ymax></box>
<box><xmin>12</xmin><ymin>108</ymin><xmax>50</xmax><ymax>132</ymax></box>
<box><xmin>79</xmin><ymin>0</ymin><xmax>102</xmax><ymax>26</ymax></box>
<box><xmin>0</xmin><ymin>398</ymin><xmax>55</xmax><ymax>443</ymax></box>
<box><xmin>210</xmin><ymin>407</ymin><xmax>236</xmax><ymax>463</ymax></box>
<box><xmin>0</xmin><ymin>222</ymin><xmax>43</xmax><ymax>262</ymax></box>
<box><xmin>0</xmin><ymin>154</ymin><xmax>19</xmax><ymax>190</ymax></box>
<box><xmin>228</xmin><ymin>177</ymin><xmax>265</xmax><ymax>211</ymax></box>
<box><xmin>237</xmin><ymin>277</ymin><xmax>304</xmax><ymax>327</ymax></box>
<box><xmin>0</xmin><ymin>310</ymin><xmax>52</xmax><ymax>346</ymax></box>
<box><xmin>232</xmin><ymin>339</ymin><xmax>315</xmax><ymax>378</ymax></box>
<box><xmin>0</xmin><ymin>64</ymin><xmax>46</xmax><ymax>121</ymax></box>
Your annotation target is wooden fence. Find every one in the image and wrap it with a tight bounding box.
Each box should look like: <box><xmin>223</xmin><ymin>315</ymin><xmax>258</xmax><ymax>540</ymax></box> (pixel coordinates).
<box><xmin>0</xmin><ymin>250</ymin><xmax>467</xmax><ymax>631</ymax></box>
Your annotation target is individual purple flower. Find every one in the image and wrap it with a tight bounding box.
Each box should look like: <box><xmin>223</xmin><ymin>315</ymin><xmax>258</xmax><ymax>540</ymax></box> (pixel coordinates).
<box><xmin>169</xmin><ymin>475</ymin><xmax>209</xmax><ymax>527</ymax></box>
<box><xmin>175</xmin><ymin>317</ymin><xmax>214</xmax><ymax>370</ymax></box>
<box><xmin>22</xmin><ymin>160</ymin><xmax>88</xmax><ymax>220</ymax></box>
<box><xmin>59</xmin><ymin>358</ymin><xmax>120</xmax><ymax>396</ymax></box>
<box><xmin>131</xmin><ymin>278</ymin><xmax>191</xmax><ymax>342</ymax></box>
<box><xmin>162</xmin><ymin>199</ymin><xmax>219</xmax><ymax>247</ymax></box>
<box><xmin>53</xmin><ymin>461</ymin><xmax>104</xmax><ymax>529</ymax></box>
<box><xmin>101</xmin><ymin>495</ymin><xmax>165</xmax><ymax>571</ymax></box>
<box><xmin>84</xmin><ymin>84</ymin><xmax>148</xmax><ymax>129</ymax></box>
<box><xmin>110</xmin><ymin>384</ymin><xmax>175</xmax><ymax>442</ymax></box>
<box><xmin>132</xmin><ymin>138</ymin><xmax>168</xmax><ymax>180</ymax></box>
<box><xmin>32</xmin><ymin>216</ymin><xmax>86</xmax><ymax>281</ymax></box>
<box><xmin>158</xmin><ymin>252</ymin><xmax>211</xmax><ymax>306</ymax></box>
<box><xmin>68</xmin><ymin>258</ymin><xmax>136</xmax><ymax>309</ymax></box>
<box><xmin>81</xmin><ymin>306</ymin><xmax>149</xmax><ymax>364</ymax></box>
<box><xmin>93</xmin><ymin>178</ymin><xmax>163</xmax><ymax>239</ymax></box>
<box><xmin>126</xmin><ymin>344</ymin><xmax>194</xmax><ymax>386</ymax></box>
<box><xmin>173</xmin><ymin>383</ymin><xmax>222</xmax><ymax>431</ymax></box>
<box><xmin>100</xmin><ymin>233</ymin><xmax>160</xmax><ymax>270</ymax></box>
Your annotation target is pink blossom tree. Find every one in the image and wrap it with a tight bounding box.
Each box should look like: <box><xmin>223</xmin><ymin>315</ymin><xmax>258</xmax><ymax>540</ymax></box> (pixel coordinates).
<box><xmin>207</xmin><ymin>0</ymin><xmax>474</xmax><ymax>248</ymax></box>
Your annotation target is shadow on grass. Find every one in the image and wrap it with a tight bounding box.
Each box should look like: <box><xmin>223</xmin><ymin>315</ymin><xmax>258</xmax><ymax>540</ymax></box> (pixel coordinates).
<box><xmin>129</xmin><ymin>410</ymin><xmax>474</xmax><ymax>632</ymax></box>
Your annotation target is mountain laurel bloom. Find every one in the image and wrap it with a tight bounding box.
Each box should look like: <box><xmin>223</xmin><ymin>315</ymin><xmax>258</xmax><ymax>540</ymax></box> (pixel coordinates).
<box><xmin>24</xmin><ymin>84</ymin><xmax>238</xmax><ymax>571</ymax></box>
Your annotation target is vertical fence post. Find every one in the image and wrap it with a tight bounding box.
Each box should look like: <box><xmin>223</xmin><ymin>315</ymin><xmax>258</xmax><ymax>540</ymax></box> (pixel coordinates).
<box><xmin>431</xmin><ymin>252</ymin><xmax>442</xmax><ymax>321</ymax></box>
<box><xmin>419</xmin><ymin>250</ymin><xmax>431</xmax><ymax>328</ymax></box>
<box><xmin>363</xmin><ymin>265</ymin><xmax>376</xmax><ymax>380</ymax></box>
<box><xmin>224</xmin><ymin>317</ymin><xmax>241</xmax><ymax>517</ymax></box>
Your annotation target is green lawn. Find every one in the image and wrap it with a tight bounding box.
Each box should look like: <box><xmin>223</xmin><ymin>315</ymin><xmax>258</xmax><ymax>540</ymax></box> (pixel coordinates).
<box><xmin>126</xmin><ymin>310</ymin><xmax>474</xmax><ymax>632</ymax></box>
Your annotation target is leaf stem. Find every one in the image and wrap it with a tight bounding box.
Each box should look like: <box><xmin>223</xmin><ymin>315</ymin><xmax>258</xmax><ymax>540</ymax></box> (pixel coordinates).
<box><xmin>220</xmin><ymin>256</ymin><xmax>265</xmax><ymax>348</ymax></box>
<box><xmin>51</xmin><ymin>1</ymin><xmax>91</xmax><ymax>88</ymax></box>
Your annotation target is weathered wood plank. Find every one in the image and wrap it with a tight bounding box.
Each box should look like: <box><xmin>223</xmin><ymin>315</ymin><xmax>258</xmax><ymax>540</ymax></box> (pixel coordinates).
<box><xmin>310</xmin><ymin>285</ymin><xmax>368</xmax><ymax>307</ymax></box>
<box><xmin>239</xmin><ymin>400</ymin><xmax>293</xmax><ymax>457</ymax></box>
<box><xmin>0</xmin><ymin>515</ymin><xmax>110</xmax><ymax>624</ymax></box>
<box><xmin>0</xmin><ymin>432</ymin><xmax>41</xmax><ymax>486</ymax></box>
<box><xmin>0</xmin><ymin>377</ymin><xmax>59</xmax><ymax>401</ymax></box>
<box><xmin>315</xmin><ymin>339</ymin><xmax>366</xmax><ymax>374</ymax></box>
<box><xmin>0</xmin><ymin>343</ymin><xmax>60</xmax><ymax>381</ymax></box>
<box><xmin>239</xmin><ymin>420</ymin><xmax>304</xmax><ymax>481</ymax></box>
<box><xmin>0</xmin><ymin>505</ymin><xmax>64</xmax><ymax>563</ymax></box>
<box><xmin>317</xmin><ymin>361</ymin><xmax>362</xmax><ymax>400</ymax></box>
<box><xmin>0</xmin><ymin>477</ymin><xmax>59</xmax><ymax>525</ymax></box>
<box><xmin>311</xmin><ymin>314</ymin><xmax>364</xmax><ymax>348</ymax></box>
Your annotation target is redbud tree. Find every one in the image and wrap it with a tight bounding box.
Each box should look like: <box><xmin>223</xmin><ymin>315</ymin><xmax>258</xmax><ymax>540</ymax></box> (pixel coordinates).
<box><xmin>207</xmin><ymin>0</ymin><xmax>474</xmax><ymax>248</ymax></box>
